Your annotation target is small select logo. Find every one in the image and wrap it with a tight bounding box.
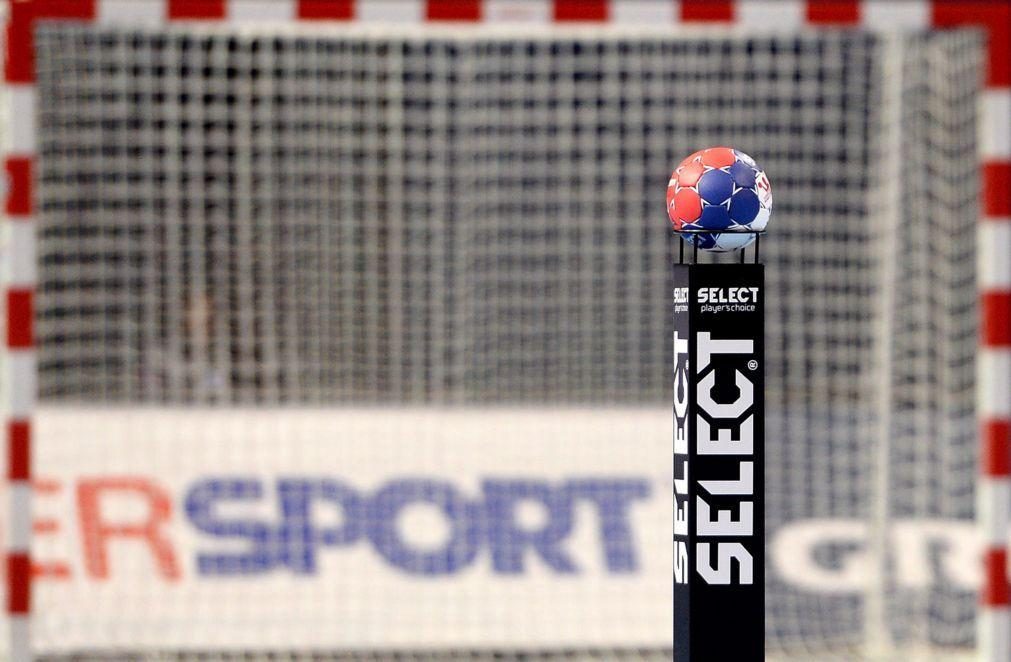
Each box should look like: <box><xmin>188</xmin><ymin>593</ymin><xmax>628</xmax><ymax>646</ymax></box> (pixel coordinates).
<box><xmin>697</xmin><ymin>287</ymin><xmax>759</xmax><ymax>304</ymax></box>
<box><xmin>673</xmin><ymin>287</ymin><xmax>689</xmax><ymax>313</ymax></box>
<box><xmin>697</xmin><ymin>287</ymin><xmax>759</xmax><ymax>314</ymax></box>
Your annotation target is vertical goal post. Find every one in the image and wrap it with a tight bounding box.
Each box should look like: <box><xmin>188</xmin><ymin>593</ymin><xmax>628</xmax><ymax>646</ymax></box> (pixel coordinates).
<box><xmin>1</xmin><ymin>1</ymin><xmax>1008</xmax><ymax>661</ymax></box>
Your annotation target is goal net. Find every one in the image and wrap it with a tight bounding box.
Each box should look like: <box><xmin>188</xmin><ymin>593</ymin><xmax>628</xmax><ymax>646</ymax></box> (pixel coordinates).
<box><xmin>4</xmin><ymin>23</ymin><xmax>983</xmax><ymax>660</ymax></box>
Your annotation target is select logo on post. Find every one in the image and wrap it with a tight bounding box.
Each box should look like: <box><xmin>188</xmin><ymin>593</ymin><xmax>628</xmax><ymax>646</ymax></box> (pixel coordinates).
<box><xmin>695</xmin><ymin>330</ymin><xmax>757</xmax><ymax>585</ymax></box>
<box><xmin>697</xmin><ymin>287</ymin><xmax>759</xmax><ymax>314</ymax></box>
<box><xmin>674</xmin><ymin>328</ymin><xmax>759</xmax><ymax>587</ymax></box>
<box><xmin>673</xmin><ymin>329</ymin><xmax>690</xmax><ymax>585</ymax></box>
<box><xmin>673</xmin><ymin>287</ymin><xmax>689</xmax><ymax>314</ymax></box>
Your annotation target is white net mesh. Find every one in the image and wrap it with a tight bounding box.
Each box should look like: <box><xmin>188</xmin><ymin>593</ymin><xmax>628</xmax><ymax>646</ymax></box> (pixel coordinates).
<box><xmin>13</xmin><ymin>24</ymin><xmax>983</xmax><ymax>660</ymax></box>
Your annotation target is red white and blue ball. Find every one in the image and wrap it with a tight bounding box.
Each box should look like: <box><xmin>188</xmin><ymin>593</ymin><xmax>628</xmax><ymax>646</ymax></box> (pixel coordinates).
<box><xmin>667</xmin><ymin>147</ymin><xmax>772</xmax><ymax>252</ymax></box>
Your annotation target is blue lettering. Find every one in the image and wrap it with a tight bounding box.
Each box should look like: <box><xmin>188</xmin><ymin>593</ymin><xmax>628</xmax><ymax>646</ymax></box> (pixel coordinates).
<box><xmin>483</xmin><ymin>480</ymin><xmax>577</xmax><ymax>574</ymax></box>
<box><xmin>277</xmin><ymin>479</ymin><xmax>363</xmax><ymax>573</ymax></box>
<box><xmin>186</xmin><ymin>476</ymin><xmax>651</xmax><ymax>577</ymax></box>
<box><xmin>185</xmin><ymin>478</ymin><xmax>276</xmax><ymax>575</ymax></box>
<box><xmin>567</xmin><ymin>479</ymin><xmax>651</xmax><ymax>572</ymax></box>
<box><xmin>365</xmin><ymin>479</ymin><xmax>481</xmax><ymax>576</ymax></box>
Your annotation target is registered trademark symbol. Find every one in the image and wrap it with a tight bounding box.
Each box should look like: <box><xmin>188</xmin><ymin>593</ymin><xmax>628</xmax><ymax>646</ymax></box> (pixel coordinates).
<box><xmin>747</xmin><ymin>360</ymin><xmax>758</xmax><ymax>371</ymax></box>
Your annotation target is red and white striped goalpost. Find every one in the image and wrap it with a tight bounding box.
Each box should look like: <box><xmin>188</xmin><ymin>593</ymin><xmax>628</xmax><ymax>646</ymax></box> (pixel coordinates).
<box><xmin>1</xmin><ymin>1</ymin><xmax>1009</xmax><ymax>660</ymax></box>
<box><xmin>959</xmin><ymin>0</ymin><xmax>1011</xmax><ymax>656</ymax></box>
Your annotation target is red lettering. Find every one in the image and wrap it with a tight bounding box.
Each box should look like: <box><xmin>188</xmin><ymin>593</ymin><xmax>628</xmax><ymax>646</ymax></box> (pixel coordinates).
<box><xmin>32</xmin><ymin>478</ymin><xmax>70</xmax><ymax>580</ymax></box>
<box><xmin>77</xmin><ymin>478</ymin><xmax>180</xmax><ymax>580</ymax></box>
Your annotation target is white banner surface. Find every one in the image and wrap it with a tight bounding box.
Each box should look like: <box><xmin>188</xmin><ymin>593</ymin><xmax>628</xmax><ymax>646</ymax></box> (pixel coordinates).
<box><xmin>26</xmin><ymin>407</ymin><xmax>674</xmax><ymax>652</ymax></box>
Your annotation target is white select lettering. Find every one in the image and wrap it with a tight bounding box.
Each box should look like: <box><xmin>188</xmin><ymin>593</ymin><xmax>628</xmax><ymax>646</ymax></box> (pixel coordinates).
<box><xmin>694</xmin><ymin>331</ymin><xmax>756</xmax><ymax>586</ymax></box>
<box><xmin>696</xmin><ymin>287</ymin><xmax>760</xmax><ymax>304</ymax></box>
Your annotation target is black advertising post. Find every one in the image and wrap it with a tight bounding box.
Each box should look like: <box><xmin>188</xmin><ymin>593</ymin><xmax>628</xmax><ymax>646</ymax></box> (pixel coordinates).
<box><xmin>673</xmin><ymin>261</ymin><xmax>764</xmax><ymax>661</ymax></box>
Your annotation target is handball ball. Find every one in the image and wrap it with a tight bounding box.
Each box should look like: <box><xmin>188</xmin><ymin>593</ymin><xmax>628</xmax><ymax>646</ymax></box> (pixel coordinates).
<box><xmin>667</xmin><ymin>147</ymin><xmax>772</xmax><ymax>252</ymax></box>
